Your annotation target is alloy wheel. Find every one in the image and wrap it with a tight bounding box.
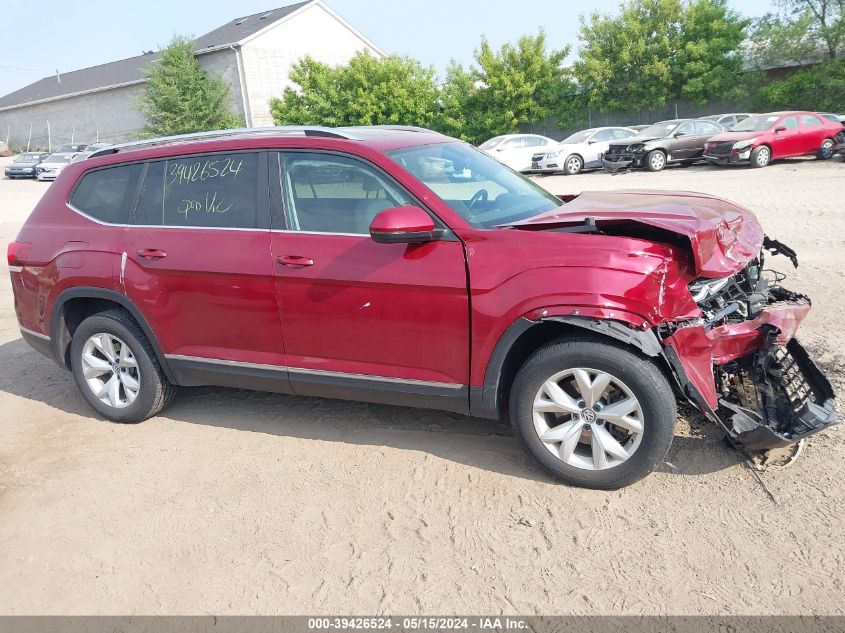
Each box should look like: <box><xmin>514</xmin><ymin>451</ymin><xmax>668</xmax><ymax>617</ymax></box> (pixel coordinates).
<box><xmin>756</xmin><ymin>146</ymin><xmax>770</xmax><ymax>167</ymax></box>
<box><xmin>81</xmin><ymin>333</ymin><xmax>141</xmax><ymax>408</ymax></box>
<box><xmin>566</xmin><ymin>156</ymin><xmax>582</xmax><ymax>174</ymax></box>
<box><xmin>532</xmin><ymin>368</ymin><xmax>644</xmax><ymax>470</ymax></box>
<box><xmin>650</xmin><ymin>152</ymin><xmax>665</xmax><ymax>170</ymax></box>
<box><xmin>820</xmin><ymin>139</ymin><xmax>834</xmax><ymax>159</ymax></box>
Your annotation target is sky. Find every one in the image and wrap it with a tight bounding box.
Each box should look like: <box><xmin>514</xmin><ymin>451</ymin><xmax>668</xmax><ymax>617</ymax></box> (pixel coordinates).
<box><xmin>0</xmin><ymin>0</ymin><xmax>778</xmax><ymax>97</ymax></box>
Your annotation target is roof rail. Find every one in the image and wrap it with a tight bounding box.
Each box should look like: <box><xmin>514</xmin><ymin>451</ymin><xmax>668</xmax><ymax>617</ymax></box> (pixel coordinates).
<box><xmin>347</xmin><ymin>125</ymin><xmax>441</xmax><ymax>134</ymax></box>
<box><xmin>88</xmin><ymin>126</ymin><xmax>358</xmax><ymax>158</ymax></box>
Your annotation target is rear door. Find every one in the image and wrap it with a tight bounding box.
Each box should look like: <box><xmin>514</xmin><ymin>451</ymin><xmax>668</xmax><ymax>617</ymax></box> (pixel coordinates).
<box><xmin>799</xmin><ymin>114</ymin><xmax>826</xmax><ymax>154</ymax></box>
<box><xmin>120</xmin><ymin>150</ymin><xmax>289</xmax><ymax>386</ymax></box>
<box><xmin>268</xmin><ymin>150</ymin><xmax>470</xmax><ymax>411</ymax></box>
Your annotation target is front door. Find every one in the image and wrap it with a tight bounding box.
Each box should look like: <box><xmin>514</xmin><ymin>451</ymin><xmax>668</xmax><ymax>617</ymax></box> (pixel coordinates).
<box><xmin>120</xmin><ymin>151</ymin><xmax>289</xmax><ymax>388</ymax></box>
<box><xmin>772</xmin><ymin>115</ymin><xmax>802</xmax><ymax>158</ymax></box>
<box><xmin>268</xmin><ymin>151</ymin><xmax>470</xmax><ymax>412</ymax></box>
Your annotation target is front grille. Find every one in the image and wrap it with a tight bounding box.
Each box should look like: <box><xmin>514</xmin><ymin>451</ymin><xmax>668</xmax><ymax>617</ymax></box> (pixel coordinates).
<box><xmin>707</xmin><ymin>141</ymin><xmax>734</xmax><ymax>156</ymax></box>
<box><xmin>531</xmin><ymin>153</ymin><xmax>546</xmax><ymax>161</ymax></box>
<box><xmin>604</xmin><ymin>145</ymin><xmax>637</xmax><ymax>161</ymax></box>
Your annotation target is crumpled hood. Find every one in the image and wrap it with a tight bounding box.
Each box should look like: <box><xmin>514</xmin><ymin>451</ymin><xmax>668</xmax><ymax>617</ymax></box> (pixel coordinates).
<box><xmin>511</xmin><ymin>189</ymin><xmax>765</xmax><ymax>277</ymax></box>
<box><xmin>608</xmin><ymin>135</ymin><xmax>662</xmax><ymax>147</ymax></box>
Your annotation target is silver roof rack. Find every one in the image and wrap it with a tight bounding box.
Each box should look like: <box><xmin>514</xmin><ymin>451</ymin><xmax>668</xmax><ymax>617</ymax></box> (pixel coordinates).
<box><xmin>88</xmin><ymin>126</ymin><xmax>360</xmax><ymax>158</ymax></box>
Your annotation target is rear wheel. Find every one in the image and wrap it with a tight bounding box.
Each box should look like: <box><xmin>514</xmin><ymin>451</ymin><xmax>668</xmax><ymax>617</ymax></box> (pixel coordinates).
<box><xmin>818</xmin><ymin>138</ymin><xmax>834</xmax><ymax>160</ymax></box>
<box><xmin>509</xmin><ymin>338</ymin><xmax>676</xmax><ymax>489</ymax></box>
<box><xmin>70</xmin><ymin>309</ymin><xmax>176</xmax><ymax>423</ymax></box>
<box><xmin>563</xmin><ymin>154</ymin><xmax>583</xmax><ymax>175</ymax></box>
<box><xmin>750</xmin><ymin>145</ymin><xmax>770</xmax><ymax>168</ymax></box>
<box><xmin>646</xmin><ymin>150</ymin><xmax>666</xmax><ymax>172</ymax></box>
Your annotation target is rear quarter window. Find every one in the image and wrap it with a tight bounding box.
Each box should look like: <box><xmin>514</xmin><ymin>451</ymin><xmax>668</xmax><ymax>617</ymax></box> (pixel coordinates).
<box><xmin>69</xmin><ymin>164</ymin><xmax>142</xmax><ymax>224</ymax></box>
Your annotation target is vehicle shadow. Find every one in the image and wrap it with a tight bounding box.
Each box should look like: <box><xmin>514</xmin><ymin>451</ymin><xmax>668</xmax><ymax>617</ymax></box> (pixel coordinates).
<box><xmin>0</xmin><ymin>337</ymin><xmax>744</xmax><ymax>483</ymax></box>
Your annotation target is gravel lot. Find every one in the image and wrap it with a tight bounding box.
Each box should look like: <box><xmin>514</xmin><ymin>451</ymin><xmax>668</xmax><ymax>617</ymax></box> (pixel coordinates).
<box><xmin>1</xmin><ymin>155</ymin><xmax>843</xmax><ymax>615</ymax></box>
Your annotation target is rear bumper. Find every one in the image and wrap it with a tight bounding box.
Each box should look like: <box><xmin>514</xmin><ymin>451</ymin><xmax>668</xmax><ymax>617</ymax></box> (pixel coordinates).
<box><xmin>663</xmin><ymin>301</ymin><xmax>840</xmax><ymax>450</ymax></box>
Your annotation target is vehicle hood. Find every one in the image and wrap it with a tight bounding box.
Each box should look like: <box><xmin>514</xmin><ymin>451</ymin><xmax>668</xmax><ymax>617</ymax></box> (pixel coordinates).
<box><xmin>706</xmin><ymin>131</ymin><xmax>761</xmax><ymax>143</ymax></box>
<box><xmin>8</xmin><ymin>161</ymin><xmax>39</xmax><ymax>167</ymax></box>
<box><xmin>38</xmin><ymin>162</ymin><xmax>66</xmax><ymax>169</ymax></box>
<box><xmin>608</xmin><ymin>135</ymin><xmax>663</xmax><ymax>147</ymax></box>
<box><xmin>510</xmin><ymin>189</ymin><xmax>765</xmax><ymax>277</ymax></box>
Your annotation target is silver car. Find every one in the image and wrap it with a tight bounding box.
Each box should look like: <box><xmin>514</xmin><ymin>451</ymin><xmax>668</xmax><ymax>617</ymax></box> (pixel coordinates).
<box><xmin>530</xmin><ymin>127</ymin><xmax>638</xmax><ymax>175</ymax></box>
<box><xmin>35</xmin><ymin>152</ymin><xmax>78</xmax><ymax>181</ymax></box>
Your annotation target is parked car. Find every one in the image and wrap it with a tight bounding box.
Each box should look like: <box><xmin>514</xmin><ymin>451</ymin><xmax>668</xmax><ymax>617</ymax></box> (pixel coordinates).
<box><xmin>602</xmin><ymin>118</ymin><xmax>725</xmax><ymax>171</ymax></box>
<box><xmin>4</xmin><ymin>152</ymin><xmax>50</xmax><ymax>179</ymax></box>
<box><xmin>703</xmin><ymin>111</ymin><xmax>842</xmax><ymax>168</ymax></box>
<box><xmin>54</xmin><ymin>143</ymin><xmax>88</xmax><ymax>153</ymax></box>
<box><xmin>8</xmin><ymin>126</ymin><xmax>838</xmax><ymax>489</ymax></box>
<box><xmin>701</xmin><ymin>113</ymin><xmax>755</xmax><ymax>129</ymax></box>
<box><xmin>819</xmin><ymin>113</ymin><xmax>845</xmax><ymax>125</ymax></box>
<box><xmin>35</xmin><ymin>152</ymin><xmax>78</xmax><ymax>180</ymax></box>
<box><xmin>530</xmin><ymin>127</ymin><xmax>638</xmax><ymax>175</ymax></box>
<box><xmin>69</xmin><ymin>144</ymin><xmax>112</xmax><ymax>163</ymax></box>
<box><xmin>479</xmin><ymin>134</ymin><xmax>558</xmax><ymax>172</ymax></box>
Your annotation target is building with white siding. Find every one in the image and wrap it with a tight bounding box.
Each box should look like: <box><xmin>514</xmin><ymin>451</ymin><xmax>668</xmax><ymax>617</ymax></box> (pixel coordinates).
<box><xmin>0</xmin><ymin>0</ymin><xmax>383</xmax><ymax>150</ymax></box>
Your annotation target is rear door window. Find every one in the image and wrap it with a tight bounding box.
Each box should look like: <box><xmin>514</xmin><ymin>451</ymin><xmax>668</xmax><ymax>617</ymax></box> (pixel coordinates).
<box><xmin>69</xmin><ymin>164</ymin><xmax>143</xmax><ymax>224</ymax></box>
<box><xmin>800</xmin><ymin>114</ymin><xmax>822</xmax><ymax>127</ymax></box>
<box><xmin>132</xmin><ymin>152</ymin><xmax>261</xmax><ymax>228</ymax></box>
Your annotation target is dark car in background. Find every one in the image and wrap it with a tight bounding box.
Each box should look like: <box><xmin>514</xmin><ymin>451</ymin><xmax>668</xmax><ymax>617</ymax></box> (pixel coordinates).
<box><xmin>602</xmin><ymin>118</ymin><xmax>725</xmax><ymax>172</ymax></box>
<box><xmin>4</xmin><ymin>152</ymin><xmax>50</xmax><ymax>179</ymax></box>
<box><xmin>703</xmin><ymin>111</ymin><xmax>842</xmax><ymax>168</ymax></box>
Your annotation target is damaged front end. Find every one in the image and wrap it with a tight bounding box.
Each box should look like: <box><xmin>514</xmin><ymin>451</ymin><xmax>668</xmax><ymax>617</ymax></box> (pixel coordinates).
<box><xmin>660</xmin><ymin>240</ymin><xmax>839</xmax><ymax>450</ymax></box>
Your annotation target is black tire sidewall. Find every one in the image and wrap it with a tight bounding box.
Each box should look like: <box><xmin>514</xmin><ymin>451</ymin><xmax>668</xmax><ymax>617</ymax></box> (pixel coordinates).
<box><xmin>70</xmin><ymin>313</ymin><xmax>163</xmax><ymax>423</ymax></box>
<box><xmin>509</xmin><ymin>340</ymin><xmax>676</xmax><ymax>489</ymax></box>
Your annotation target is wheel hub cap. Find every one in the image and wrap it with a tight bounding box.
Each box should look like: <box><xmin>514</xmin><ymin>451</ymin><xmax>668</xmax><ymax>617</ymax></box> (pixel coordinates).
<box><xmin>532</xmin><ymin>367</ymin><xmax>644</xmax><ymax>471</ymax></box>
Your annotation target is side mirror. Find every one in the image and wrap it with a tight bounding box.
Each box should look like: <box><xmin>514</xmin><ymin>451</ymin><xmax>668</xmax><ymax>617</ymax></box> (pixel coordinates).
<box><xmin>775</xmin><ymin>125</ymin><xmax>787</xmax><ymax>132</ymax></box>
<box><xmin>674</xmin><ymin>130</ymin><xmax>686</xmax><ymax>137</ymax></box>
<box><xmin>370</xmin><ymin>206</ymin><xmax>442</xmax><ymax>244</ymax></box>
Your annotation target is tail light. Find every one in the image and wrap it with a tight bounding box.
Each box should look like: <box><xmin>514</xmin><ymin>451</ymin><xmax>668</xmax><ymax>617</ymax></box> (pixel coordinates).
<box><xmin>7</xmin><ymin>241</ymin><xmax>32</xmax><ymax>267</ymax></box>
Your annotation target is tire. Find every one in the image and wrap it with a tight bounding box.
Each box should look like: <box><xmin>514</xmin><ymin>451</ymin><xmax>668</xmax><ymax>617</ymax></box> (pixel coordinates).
<box><xmin>750</xmin><ymin>145</ymin><xmax>770</xmax><ymax>168</ymax></box>
<box><xmin>646</xmin><ymin>150</ymin><xmax>666</xmax><ymax>172</ymax></box>
<box><xmin>818</xmin><ymin>138</ymin><xmax>834</xmax><ymax>160</ymax></box>
<box><xmin>563</xmin><ymin>154</ymin><xmax>583</xmax><ymax>175</ymax></box>
<box><xmin>509</xmin><ymin>337</ymin><xmax>676</xmax><ymax>489</ymax></box>
<box><xmin>70</xmin><ymin>308</ymin><xmax>176</xmax><ymax>423</ymax></box>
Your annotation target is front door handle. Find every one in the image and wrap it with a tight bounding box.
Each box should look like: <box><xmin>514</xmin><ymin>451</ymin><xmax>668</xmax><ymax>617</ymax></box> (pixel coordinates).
<box><xmin>137</xmin><ymin>248</ymin><xmax>167</xmax><ymax>260</ymax></box>
<box><xmin>277</xmin><ymin>255</ymin><xmax>314</xmax><ymax>268</ymax></box>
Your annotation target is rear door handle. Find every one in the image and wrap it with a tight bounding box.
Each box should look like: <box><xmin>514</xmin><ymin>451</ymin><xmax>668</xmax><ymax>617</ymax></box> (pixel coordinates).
<box><xmin>137</xmin><ymin>248</ymin><xmax>167</xmax><ymax>260</ymax></box>
<box><xmin>277</xmin><ymin>255</ymin><xmax>314</xmax><ymax>268</ymax></box>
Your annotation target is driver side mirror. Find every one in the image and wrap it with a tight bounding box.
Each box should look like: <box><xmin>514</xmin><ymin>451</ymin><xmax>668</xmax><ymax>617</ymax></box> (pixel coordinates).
<box><xmin>674</xmin><ymin>130</ymin><xmax>686</xmax><ymax>137</ymax></box>
<box><xmin>370</xmin><ymin>206</ymin><xmax>444</xmax><ymax>244</ymax></box>
<box><xmin>775</xmin><ymin>125</ymin><xmax>787</xmax><ymax>132</ymax></box>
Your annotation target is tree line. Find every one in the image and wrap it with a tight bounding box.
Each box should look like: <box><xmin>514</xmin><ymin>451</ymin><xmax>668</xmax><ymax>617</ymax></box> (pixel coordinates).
<box><xmin>140</xmin><ymin>0</ymin><xmax>844</xmax><ymax>142</ymax></box>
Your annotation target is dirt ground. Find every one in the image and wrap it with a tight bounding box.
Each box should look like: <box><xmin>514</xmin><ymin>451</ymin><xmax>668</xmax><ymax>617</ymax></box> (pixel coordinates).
<box><xmin>0</xmin><ymin>155</ymin><xmax>843</xmax><ymax>615</ymax></box>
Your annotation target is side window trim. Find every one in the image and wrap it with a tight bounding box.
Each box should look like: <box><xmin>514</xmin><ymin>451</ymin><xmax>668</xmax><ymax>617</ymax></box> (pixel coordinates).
<box><xmin>270</xmin><ymin>149</ymin><xmax>452</xmax><ymax>237</ymax></box>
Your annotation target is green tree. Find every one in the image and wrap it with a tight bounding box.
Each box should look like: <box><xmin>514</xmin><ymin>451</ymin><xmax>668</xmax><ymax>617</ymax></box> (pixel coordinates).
<box><xmin>270</xmin><ymin>51</ymin><xmax>440</xmax><ymax>128</ymax></box>
<box><xmin>748</xmin><ymin>0</ymin><xmax>845</xmax><ymax>109</ymax></box>
<box><xmin>138</xmin><ymin>36</ymin><xmax>242</xmax><ymax>138</ymax></box>
<box><xmin>574</xmin><ymin>0</ymin><xmax>748</xmax><ymax>112</ymax></box>
<box><xmin>440</xmin><ymin>31</ymin><xmax>575</xmax><ymax>144</ymax></box>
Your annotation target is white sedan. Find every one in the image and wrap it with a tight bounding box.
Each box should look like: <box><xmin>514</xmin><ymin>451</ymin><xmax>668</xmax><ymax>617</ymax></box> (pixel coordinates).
<box><xmin>35</xmin><ymin>152</ymin><xmax>78</xmax><ymax>181</ymax></box>
<box><xmin>529</xmin><ymin>127</ymin><xmax>638</xmax><ymax>175</ymax></box>
<box><xmin>479</xmin><ymin>134</ymin><xmax>558</xmax><ymax>172</ymax></box>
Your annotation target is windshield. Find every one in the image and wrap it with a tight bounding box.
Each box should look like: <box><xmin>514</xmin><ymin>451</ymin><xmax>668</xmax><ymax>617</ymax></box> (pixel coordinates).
<box><xmin>15</xmin><ymin>153</ymin><xmax>42</xmax><ymax>162</ymax></box>
<box><xmin>478</xmin><ymin>136</ymin><xmax>506</xmax><ymax>150</ymax></box>
<box><xmin>560</xmin><ymin>130</ymin><xmax>593</xmax><ymax>144</ymax></box>
<box><xmin>733</xmin><ymin>114</ymin><xmax>781</xmax><ymax>132</ymax></box>
<box><xmin>45</xmin><ymin>154</ymin><xmax>72</xmax><ymax>163</ymax></box>
<box><xmin>637</xmin><ymin>121</ymin><xmax>680</xmax><ymax>137</ymax></box>
<box><xmin>388</xmin><ymin>142</ymin><xmax>562</xmax><ymax>228</ymax></box>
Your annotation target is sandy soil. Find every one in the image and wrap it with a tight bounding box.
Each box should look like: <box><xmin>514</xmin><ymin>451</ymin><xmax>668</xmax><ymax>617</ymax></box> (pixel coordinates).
<box><xmin>0</xmin><ymin>156</ymin><xmax>843</xmax><ymax>615</ymax></box>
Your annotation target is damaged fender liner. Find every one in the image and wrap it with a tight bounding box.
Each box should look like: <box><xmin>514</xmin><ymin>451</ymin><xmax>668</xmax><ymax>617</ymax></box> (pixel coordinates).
<box><xmin>663</xmin><ymin>301</ymin><xmax>840</xmax><ymax>450</ymax></box>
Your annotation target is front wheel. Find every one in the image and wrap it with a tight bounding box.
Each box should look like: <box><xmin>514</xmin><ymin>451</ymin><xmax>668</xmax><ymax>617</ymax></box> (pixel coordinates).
<box><xmin>509</xmin><ymin>338</ymin><xmax>676</xmax><ymax>489</ymax></box>
<box><xmin>818</xmin><ymin>138</ymin><xmax>834</xmax><ymax>160</ymax></box>
<box><xmin>750</xmin><ymin>145</ymin><xmax>770</xmax><ymax>168</ymax></box>
<box><xmin>70</xmin><ymin>309</ymin><xmax>176</xmax><ymax>423</ymax></box>
<box><xmin>646</xmin><ymin>150</ymin><xmax>666</xmax><ymax>172</ymax></box>
<box><xmin>563</xmin><ymin>154</ymin><xmax>583</xmax><ymax>175</ymax></box>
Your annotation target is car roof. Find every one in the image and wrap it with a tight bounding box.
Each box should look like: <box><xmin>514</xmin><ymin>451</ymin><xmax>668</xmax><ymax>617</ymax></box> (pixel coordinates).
<box><xmin>76</xmin><ymin>126</ymin><xmax>456</xmax><ymax>169</ymax></box>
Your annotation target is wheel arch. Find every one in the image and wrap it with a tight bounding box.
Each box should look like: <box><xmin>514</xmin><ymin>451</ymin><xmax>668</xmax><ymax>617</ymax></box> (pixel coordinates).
<box><xmin>50</xmin><ymin>287</ymin><xmax>176</xmax><ymax>382</ymax></box>
<box><xmin>471</xmin><ymin>314</ymin><xmax>674</xmax><ymax>420</ymax></box>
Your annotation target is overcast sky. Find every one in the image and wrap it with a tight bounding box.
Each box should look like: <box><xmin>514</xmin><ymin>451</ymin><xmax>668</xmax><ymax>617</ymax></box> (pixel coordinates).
<box><xmin>0</xmin><ymin>0</ymin><xmax>777</xmax><ymax>97</ymax></box>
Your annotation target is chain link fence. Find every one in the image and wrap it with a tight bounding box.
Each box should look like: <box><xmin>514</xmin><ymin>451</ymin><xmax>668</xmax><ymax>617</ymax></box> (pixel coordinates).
<box><xmin>2</xmin><ymin>121</ymin><xmax>133</xmax><ymax>153</ymax></box>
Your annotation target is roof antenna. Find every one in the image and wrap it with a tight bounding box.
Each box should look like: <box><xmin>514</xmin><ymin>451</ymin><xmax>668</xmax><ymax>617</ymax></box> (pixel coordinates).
<box><xmin>56</xmin><ymin>69</ymin><xmax>61</xmax><ymax>83</ymax></box>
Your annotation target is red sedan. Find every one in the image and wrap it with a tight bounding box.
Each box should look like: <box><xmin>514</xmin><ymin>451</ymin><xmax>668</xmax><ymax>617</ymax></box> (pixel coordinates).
<box><xmin>703</xmin><ymin>111</ymin><xmax>841</xmax><ymax>167</ymax></box>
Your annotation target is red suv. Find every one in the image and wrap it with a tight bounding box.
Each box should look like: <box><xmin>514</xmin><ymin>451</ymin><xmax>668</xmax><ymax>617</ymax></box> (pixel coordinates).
<box><xmin>704</xmin><ymin>111</ymin><xmax>841</xmax><ymax>167</ymax></box>
<box><xmin>8</xmin><ymin>126</ymin><xmax>839</xmax><ymax>488</ymax></box>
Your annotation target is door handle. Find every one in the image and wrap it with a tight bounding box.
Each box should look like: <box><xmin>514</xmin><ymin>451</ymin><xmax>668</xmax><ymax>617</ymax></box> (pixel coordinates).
<box><xmin>137</xmin><ymin>248</ymin><xmax>167</xmax><ymax>260</ymax></box>
<box><xmin>277</xmin><ymin>255</ymin><xmax>314</xmax><ymax>268</ymax></box>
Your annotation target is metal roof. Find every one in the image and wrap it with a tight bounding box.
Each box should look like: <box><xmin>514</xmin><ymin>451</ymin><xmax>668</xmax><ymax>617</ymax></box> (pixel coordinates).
<box><xmin>0</xmin><ymin>1</ymin><xmax>312</xmax><ymax>111</ymax></box>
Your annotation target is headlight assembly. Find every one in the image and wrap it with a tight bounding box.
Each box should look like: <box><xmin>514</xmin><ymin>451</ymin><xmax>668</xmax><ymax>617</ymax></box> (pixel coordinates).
<box><xmin>733</xmin><ymin>138</ymin><xmax>757</xmax><ymax>150</ymax></box>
